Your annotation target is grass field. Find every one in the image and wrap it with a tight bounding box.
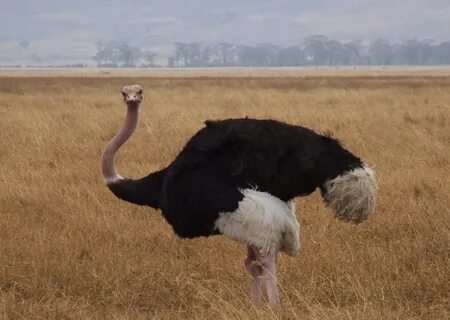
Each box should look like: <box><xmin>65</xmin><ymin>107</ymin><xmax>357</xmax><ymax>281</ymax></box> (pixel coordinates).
<box><xmin>0</xmin><ymin>70</ymin><xmax>449</xmax><ymax>319</ymax></box>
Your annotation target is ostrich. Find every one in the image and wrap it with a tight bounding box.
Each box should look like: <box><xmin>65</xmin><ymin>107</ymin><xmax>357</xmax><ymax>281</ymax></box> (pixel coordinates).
<box><xmin>101</xmin><ymin>84</ymin><xmax>377</xmax><ymax>306</ymax></box>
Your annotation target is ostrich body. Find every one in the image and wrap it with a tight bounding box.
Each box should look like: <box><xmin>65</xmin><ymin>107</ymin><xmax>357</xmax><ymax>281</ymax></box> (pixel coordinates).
<box><xmin>101</xmin><ymin>85</ymin><xmax>377</xmax><ymax>306</ymax></box>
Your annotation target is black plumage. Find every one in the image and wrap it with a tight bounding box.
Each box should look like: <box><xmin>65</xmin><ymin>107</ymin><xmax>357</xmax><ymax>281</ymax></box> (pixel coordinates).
<box><xmin>108</xmin><ymin>118</ymin><xmax>363</xmax><ymax>238</ymax></box>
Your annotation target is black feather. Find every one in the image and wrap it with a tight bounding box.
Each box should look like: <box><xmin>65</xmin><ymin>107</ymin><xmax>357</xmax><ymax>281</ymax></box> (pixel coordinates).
<box><xmin>108</xmin><ymin>118</ymin><xmax>363</xmax><ymax>238</ymax></box>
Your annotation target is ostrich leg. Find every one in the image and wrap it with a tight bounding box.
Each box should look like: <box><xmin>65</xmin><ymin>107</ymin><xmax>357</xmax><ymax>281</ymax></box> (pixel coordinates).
<box><xmin>245</xmin><ymin>246</ymin><xmax>263</xmax><ymax>304</ymax></box>
<box><xmin>245</xmin><ymin>246</ymin><xmax>280</xmax><ymax>306</ymax></box>
<box><xmin>260</xmin><ymin>250</ymin><xmax>280</xmax><ymax>306</ymax></box>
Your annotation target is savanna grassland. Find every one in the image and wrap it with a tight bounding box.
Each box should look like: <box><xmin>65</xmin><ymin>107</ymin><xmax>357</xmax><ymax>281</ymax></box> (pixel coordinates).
<box><xmin>0</xmin><ymin>70</ymin><xmax>449</xmax><ymax>319</ymax></box>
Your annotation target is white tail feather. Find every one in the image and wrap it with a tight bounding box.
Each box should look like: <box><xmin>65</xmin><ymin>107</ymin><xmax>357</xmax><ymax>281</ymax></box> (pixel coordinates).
<box><xmin>322</xmin><ymin>165</ymin><xmax>377</xmax><ymax>223</ymax></box>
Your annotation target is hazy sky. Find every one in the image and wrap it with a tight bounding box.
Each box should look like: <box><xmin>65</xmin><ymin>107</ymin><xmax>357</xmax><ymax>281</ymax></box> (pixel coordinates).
<box><xmin>0</xmin><ymin>0</ymin><xmax>449</xmax><ymax>64</ymax></box>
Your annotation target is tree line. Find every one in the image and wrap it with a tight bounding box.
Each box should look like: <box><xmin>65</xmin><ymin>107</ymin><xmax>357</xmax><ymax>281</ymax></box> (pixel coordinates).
<box><xmin>93</xmin><ymin>41</ymin><xmax>158</xmax><ymax>67</ymax></box>
<box><xmin>94</xmin><ymin>36</ymin><xmax>450</xmax><ymax>68</ymax></box>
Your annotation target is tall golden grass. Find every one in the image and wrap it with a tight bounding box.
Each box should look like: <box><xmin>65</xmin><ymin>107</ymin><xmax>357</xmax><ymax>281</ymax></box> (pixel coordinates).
<box><xmin>0</xmin><ymin>72</ymin><xmax>449</xmax><ymax>319</ymax></box>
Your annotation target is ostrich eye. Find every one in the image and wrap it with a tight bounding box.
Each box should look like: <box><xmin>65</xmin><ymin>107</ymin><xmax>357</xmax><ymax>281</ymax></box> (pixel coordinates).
<box><xmin>121</xmin><ymin>92</ymin><xmax>126</xmax><ymax>96</ymax></box>
<box><xmin>137</xmin><ymin>89</ymin><xmax>142</xmax><ymax>94</ymax></box>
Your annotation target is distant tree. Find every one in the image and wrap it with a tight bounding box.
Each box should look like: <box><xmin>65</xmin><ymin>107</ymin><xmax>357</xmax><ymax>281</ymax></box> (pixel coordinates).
<box><xmin>277</xmin><ymin>46</ymin><xmax>305</xmax><ymax>66</ymax></box>
<box><xmin>187</xmin><ymin>42</ymin><xmax>205</xmax><ymax>67</ymax></box>
<box><xmin>326</xmin><ymin>40</ymin><xmax>365</xmax><ymax>65</ymax></box>
<box><xmin>141</xmin><ymin>50</ymin><xmax>158</xmax><ymax>67</ymax></box>
<box><xmin>369</xmin><ymin>39</ymin><xmax>393</xmax><ymax>65</ymax></box>
<box><xmin>94</xmin><ymin>41</ymin><xmax>121</xmax><ymax>67</ymax></box>
<box><xmin>304</xmin><ymin>35</ymin><xmax>331</xmax><ymax>65</ymax></box>
<box><xmin>172</xmin><ymin>42</ymin><xmax>185</xmax><ymax>67</ymax></box>
<box><xmin>326</xmin><ymin>39</ymin><xmax>345</xmax><ymax>65</ymax></box>
<box><xmin>236</xmin><ymin>43</ymin><xmax>279</xmax><ymax>67</ymax></box>
<box><xmin>214</xmin><ymin>42</ymin><xmax>238</xmax><ymax>66</ymax></box>
<box><xmin>432</xmin><ymin>41</ymin><xmax>450</xmax><ymax>64</ymax></box>
<box><xmin>256</xmin><ymin>43</ymin><xmax>279</xmax><ymax>66</ymax></box>
<box><xmin>237</xmin><ymin>45</ymin><xmax>258</xmax><ymax>66</ymax></box>
<box><xmin>118</xmin><ymin>43</ymin><xmax>142</xmax><ymax>67</ymax></box>
<box><xmin>200</xmin><ymin>44</ymin><xmax>213</xmax><ymax>67</ymax></box>
<box><xmin>168</xmin><ymin>56</ymin><xmax>176</xmax><ymax>67</ymax></box>
<box><xmin>394</xmin><ymin>40</ymin><xmax>433</xmax><ymax>65</ymax></box>
<box><xmin>344</xmin><ymin>40</ymin><xmax>367</xmax><ymax>65</ymax></box>
<box><xmin>172</xmin><ymin>42</ymin><xmax>207</xmax><ymax>67</ymax></box>
<box><xmin>93</xmin><ymin>41</ymin><xmax>142</xmax><ymax>67</ymax></box>
<box><xmin>94</xmin><ymin>38</ymin><xmax>450</xmax><ymax>68</ymax></box>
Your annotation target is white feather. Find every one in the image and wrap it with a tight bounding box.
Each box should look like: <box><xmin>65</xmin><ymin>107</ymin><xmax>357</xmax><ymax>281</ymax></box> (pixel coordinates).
<box><xmin>215</xmin><ymin>189</ymin><xmax>300</xmax><ymax>256</ymax></box>
<box><xmin>104</xmin><ymin>175</ymin><xmax>124</xmax><ymax>185</ymax></box>
<box><xmin>322</xmin><ymin>165</ymin><xmax>377</xmax><ymax>223</ymax></box>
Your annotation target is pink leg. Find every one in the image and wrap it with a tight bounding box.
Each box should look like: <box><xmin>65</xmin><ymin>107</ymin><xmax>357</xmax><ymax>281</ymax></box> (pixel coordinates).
<box><xmin>260</xmin><ymin>251</ymin><xmax>280</xmax><ymax>307</ymax></box>
<box><xmin>245</xmin><ymin>246</ymin><xmax>263</xmax><ymax>305</ymax></box>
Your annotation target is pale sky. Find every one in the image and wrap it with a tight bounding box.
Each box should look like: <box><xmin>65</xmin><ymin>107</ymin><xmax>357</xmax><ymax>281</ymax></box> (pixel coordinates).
<box><xmin>0</xmin><ymin>0</ymin><xmax>449</xmax><ymax>64</ymax></box>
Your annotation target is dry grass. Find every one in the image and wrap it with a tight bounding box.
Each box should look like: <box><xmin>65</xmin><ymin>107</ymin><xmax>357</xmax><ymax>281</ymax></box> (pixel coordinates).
<box><xmin>2</xmin><ymin>66</ymin><xmax>450</xmax><ymax>78</ymax></box>
<box><xmin>0</xmin><ymin>72</ymin><xmax>449</xmax><ymax>319</ymax></box>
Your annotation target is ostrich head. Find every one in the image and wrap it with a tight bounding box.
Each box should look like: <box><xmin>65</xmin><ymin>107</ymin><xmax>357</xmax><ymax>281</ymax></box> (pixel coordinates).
<box><xmin>121</xmin><ymin>84</ymin><xmax>143</xmax><ymax>105</ymax></box>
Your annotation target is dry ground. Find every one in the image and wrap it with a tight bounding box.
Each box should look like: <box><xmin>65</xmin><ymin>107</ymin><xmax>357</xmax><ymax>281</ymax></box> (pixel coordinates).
<box><xmin>0</xmin><ymin>72</ymin><xmax>449</xmax><ymax>319</ymax></box>
<box><xmin>2</xmin><ymin>65</ymin><xmax>450</xmax><ymax>78</ymax></box>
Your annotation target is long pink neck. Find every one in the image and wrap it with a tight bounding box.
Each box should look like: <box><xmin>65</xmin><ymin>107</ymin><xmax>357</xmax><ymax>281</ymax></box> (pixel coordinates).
<box><xmin>101</xmin><ymin>104</ymin><xmax>139</xmax><ymax>184</ymax></box>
